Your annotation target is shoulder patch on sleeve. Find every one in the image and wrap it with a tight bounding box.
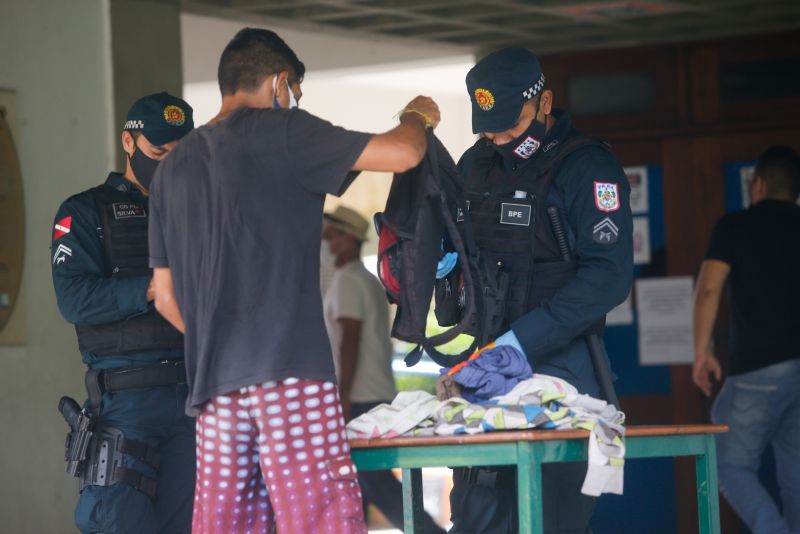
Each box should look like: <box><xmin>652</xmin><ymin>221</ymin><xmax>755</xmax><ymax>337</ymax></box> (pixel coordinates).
<box><xmin>594</xmin><ymin>182</ymin><xmax>620</xmax><ymax>213</ymax></box>
<box><xmin>592</xmin><ymin>217</ymin><xmax>619</xmax><ymax>244</ymax></box>
<box><xmin>53</xmin><ymin>216</ymin><xmax>72</xmax><ymax>241</ymax></box>
<box><xmin>52</xmin><ymin>243</ymin><xmax>73</xmax><ymax>265</ymax></box>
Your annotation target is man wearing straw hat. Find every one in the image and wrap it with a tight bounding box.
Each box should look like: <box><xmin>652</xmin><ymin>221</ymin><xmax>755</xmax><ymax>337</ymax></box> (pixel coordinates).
<box><xmin>322</xmin><ymin>204</ymin><xmax>445</xmax><ymax>533</ymax></box>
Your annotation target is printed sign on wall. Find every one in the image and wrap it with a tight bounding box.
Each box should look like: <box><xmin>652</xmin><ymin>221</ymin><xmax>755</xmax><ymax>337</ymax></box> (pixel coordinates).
<box><xmin>625</xmin><ymin>166</ymin><xmax>649</xmax><ymax>214</ymax></box>
<box><xmin>636</xmin><ymin>276</ymin><xmax>694</xmax><ymax>365</ymax></box>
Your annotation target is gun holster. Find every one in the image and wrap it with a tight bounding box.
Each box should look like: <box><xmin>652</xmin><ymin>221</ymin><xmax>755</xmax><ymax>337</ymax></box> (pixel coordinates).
<box><xmin>59</xmin><ymin>396</ymin><xmax>94</xmax><ymax>478</ymax></box>
<box><xmin>58</xmin><ymin>394</ymin><xmax>160</xmax><ymax>499</ymax></box>
<box><xmin>79</xmin><ymin>427</ymin><xmax>159</xmax><ymax>500</ymax></box>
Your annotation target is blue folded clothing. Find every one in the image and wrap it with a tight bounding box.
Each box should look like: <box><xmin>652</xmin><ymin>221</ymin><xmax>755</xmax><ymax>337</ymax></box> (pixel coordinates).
<box><xmin>471</xmin><ymin>345</ymin><xmax>532</xmax><ymax>378</ymax></box>
<box><xmin>451</xmin><ymin>345</ymin><xmax>532</xmax><ymax>402</ymax></box>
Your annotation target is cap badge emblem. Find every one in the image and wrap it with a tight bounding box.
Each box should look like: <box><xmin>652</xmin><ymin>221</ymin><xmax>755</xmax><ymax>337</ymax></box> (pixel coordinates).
<box><xmin>163</xmin><ymin>105</ymin><xmax>186</xmax><ymax>126</ymax></box>
<box><xmin>474</xmin><ymin>88</ymin><xmax>495</xmax><ymax>111</ymax></box>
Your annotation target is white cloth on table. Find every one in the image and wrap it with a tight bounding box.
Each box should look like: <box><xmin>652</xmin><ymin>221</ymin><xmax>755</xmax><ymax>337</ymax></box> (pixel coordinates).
<box><xmin>347</xmin><ymin>374</ymin><xmax>625</xmax><ymax>496</ymax></box>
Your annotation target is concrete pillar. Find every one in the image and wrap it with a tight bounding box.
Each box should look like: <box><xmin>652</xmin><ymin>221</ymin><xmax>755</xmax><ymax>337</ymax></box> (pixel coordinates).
<box><xmin>0</xmin><ymin>1</ymin><xmax>185</xmax><ymax>531</ymax></box>
<box><xmin>110</xmin><ymin>0</ymin><xmax>183</xmax><ymax>166</ymax></box>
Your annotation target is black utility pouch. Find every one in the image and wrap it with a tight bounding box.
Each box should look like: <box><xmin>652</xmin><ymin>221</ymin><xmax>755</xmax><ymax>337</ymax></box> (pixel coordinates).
<box><xmin>483</xmin><ymin>262</ymin><xmax>510</xmax><ymax>337</ymax></box>
<box><xmin>434</xmin><ymin>267</ymin><xmax>463</xmax><ymax>326</ymax></box>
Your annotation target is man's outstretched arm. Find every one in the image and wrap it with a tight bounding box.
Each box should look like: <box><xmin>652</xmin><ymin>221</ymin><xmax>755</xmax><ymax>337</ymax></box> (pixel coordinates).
<box><xmin>352</xmin><ymin>96</ymin><xmax>440</xmax><ymax>173</ymax></box>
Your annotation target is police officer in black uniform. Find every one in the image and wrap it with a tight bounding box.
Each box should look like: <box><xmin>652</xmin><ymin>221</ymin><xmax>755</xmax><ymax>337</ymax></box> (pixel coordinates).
<box><xmin>51</xmin><ymin>92</ymin><xmax>195</xmax><ymax>533</ymax></box>
<box><xmin>446</xmin><ymin>48</ymin><xmax>633</xmax><ymax>533</ymax></box>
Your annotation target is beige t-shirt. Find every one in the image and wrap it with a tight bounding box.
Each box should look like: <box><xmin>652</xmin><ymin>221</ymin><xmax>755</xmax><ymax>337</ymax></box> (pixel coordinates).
<box><xmin>323</xmin><ymin>260</ymin><xmax>397</xmax><ymax>403</ymax></box>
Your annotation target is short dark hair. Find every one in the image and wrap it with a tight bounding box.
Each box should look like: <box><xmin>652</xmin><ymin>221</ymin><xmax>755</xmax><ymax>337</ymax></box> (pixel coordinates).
<box><xmin>755</xmin><ymin>145</ymin><xmax>800</xmax><ymax>199</ymax></box>
<box><xmin>217</xmin><ymin>28</ymin><xmax>306</xmax><ymax>96</ymax></box>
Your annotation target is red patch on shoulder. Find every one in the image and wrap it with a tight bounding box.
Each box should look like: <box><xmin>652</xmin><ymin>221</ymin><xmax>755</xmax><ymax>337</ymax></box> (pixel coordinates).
<box><xmin>53</xmin><ymin>216</ymin><xmax>72</xmax><ymax>241</ymax></box>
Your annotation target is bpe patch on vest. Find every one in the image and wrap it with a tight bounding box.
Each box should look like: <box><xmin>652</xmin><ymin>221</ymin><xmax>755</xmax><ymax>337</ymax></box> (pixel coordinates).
<box><xmin>593</xmin><ymin>217</ymin><xmax>619</xmax><ymax>244</ymax></box>
<box><xmin>500</xmin><ymin>202</ymin><xmax>531</xmax><ymax>226</ymax></box>
<box><xmin>112</xmin><ymin>203</ymin><xmax>146</xmax><ymax>220</ymax></box>
<box><xmin>53</xmin><ymin>215</ymin><xmax>72</xmax><ymax>241</ymax></box>
<box><xmin>513</xmin><ymin>136</ymin><xmax>541</xmax><ymax>160</ymax></box>
<box><xmin>594</xmin><ymin>182</ymin><xmax>620</xmax><ymax>212</ymax></box>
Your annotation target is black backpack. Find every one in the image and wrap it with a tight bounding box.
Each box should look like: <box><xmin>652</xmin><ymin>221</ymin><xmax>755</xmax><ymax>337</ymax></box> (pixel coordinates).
<box><xmin>374</xmin><ymin>131</ymin><xmax>485</xmax><ymax>367</ymax></box>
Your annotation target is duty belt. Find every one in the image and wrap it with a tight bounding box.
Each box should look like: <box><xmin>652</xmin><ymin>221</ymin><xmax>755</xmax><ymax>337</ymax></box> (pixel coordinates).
<box><xmin>85</xmin><ymin>360</ymin><xmax>186</xmax><ymax>415</ymax></box>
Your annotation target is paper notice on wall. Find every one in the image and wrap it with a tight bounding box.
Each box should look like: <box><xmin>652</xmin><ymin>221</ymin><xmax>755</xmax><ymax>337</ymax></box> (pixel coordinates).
<box><xmin>635</xmin><ymin>276</ymin><xmax>694</xmax><ymax>365</ymax></box>
<box><xmin>624</xmin><ymin>166</ymin><xmax>649</xmax><ymax>214</ymax></box>
<box><xmin>606</xmin><ymin>292</ymin><xmax>633</xmax><ymax>326</ymax></box>
<box><xmin>632</xmin><ymin>217</ymin><xmax>651</xmax><ymax>265</ymax></box>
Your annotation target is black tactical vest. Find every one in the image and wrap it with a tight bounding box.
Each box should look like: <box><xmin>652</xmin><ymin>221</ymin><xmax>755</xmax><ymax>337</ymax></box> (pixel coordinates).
<box><xmin>460</xmin><ymin>133</ymin><xmax>609</xmax><ymax>338</ymax></box>
<box><xmin>74</xmin><ymin>184</ymin><xmax>183</xmax><ymax>356</ymax></box>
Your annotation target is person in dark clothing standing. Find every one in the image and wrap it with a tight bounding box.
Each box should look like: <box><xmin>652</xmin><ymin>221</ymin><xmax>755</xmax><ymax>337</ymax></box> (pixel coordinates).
<box><xmin>51</xmin><ymin>92</ymin><xmax>195</xmax><ymax>533</ymax></box>
<box><xmin>444</xmin><ymin>47</ymin><xmax>633</xmax><ymax>534</ymax></box>
<box><xmin>693</xmin><ymin>145</ymin><xmax>800</xmax><ymax>534</ymax></box>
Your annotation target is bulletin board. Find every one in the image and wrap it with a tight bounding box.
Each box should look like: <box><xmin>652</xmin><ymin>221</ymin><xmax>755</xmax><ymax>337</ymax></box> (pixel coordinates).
<box><xmin>724</xmin><ymin>159</ymin><xmax>756</xmax><ymax>212</ymax></box>
<box><xmin>593</xmin><ymin>164</ymin><xmax>676</xmax><ymax>533</ymax></box>
<box><xmin>602</xmin><ymin>165</ymin><xmax>672</xmax><ymax>395</ymax></box>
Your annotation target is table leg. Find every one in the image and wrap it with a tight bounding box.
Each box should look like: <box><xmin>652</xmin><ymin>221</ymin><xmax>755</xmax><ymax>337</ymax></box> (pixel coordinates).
<box><xmin>517</xmin><ymin>442</ymin><xmax>543</xmax><ymax>534</ymax></box>
<box><xmin>402</xmin><ymin>467</ymin><xmax>424</xmax><ymax>534</ymax></box>
<box><xmin>695</xmin><ymin>434</ymin><xmax>721</xmax><ymax>534</ymax></box>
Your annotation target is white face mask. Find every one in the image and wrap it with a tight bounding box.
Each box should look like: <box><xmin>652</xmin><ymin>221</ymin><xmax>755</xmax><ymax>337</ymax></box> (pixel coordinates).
<box><xmin>272</xmin><ymin>75</ymin><xmax>298</xmax><ymax>109</ymax></box>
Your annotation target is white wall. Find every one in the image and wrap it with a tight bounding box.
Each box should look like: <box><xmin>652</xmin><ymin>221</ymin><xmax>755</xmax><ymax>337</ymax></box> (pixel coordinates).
<box><xmin>185</xmin><ymin>59</ymin><xmax>476</xmax><ymax>157</ymax></box>
<box><xmin>0</xmin><ymin>1</ymin><xmax>114</xmax><ymax>531</ymax></box>
<box><xmin>182</xmin><ymin>12</ymin><xmax>475</xmax><ymax>156</ymax></box>
<box><xmin>182</xmin><ymin>12</ymin><xmax>469</xmax><ymax>84</ymax></box>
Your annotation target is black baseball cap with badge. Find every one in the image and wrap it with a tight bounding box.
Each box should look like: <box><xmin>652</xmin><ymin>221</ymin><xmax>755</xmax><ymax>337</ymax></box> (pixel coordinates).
<box><xmin>466</xmin><ymin>47</ymin><xmax>546</xmax><ymax>134</ymax></box>
<box><xmin>123</xmin><ymin>91</ymin><xmax>194</xmax><ymax>146</ymax></box>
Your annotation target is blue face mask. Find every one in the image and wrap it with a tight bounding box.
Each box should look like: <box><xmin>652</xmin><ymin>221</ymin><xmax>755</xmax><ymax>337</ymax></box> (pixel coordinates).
<box><xmin>272</xmin><ymin>76</ymin><xmax>298</xmax><ymax>109</ymax></box>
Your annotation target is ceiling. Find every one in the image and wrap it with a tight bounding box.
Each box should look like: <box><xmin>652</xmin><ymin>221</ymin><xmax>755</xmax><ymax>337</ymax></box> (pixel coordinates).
<box><xmin>182</xmin><ymin>0</ymin><xmax>800</xmax><ymax>55</ymax></box>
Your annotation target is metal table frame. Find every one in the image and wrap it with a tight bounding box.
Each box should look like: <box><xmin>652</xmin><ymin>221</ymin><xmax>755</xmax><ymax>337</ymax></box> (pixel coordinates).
<box><xmin>350</xmin><ymin>424</ymin><xmax>727</xmax><ymax>534</ymax></box>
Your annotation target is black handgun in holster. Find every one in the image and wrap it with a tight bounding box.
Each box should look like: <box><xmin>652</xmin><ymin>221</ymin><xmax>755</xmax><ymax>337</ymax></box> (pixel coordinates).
<box><xmin>59</xmin><ymin>396</ymin><xmax>94</xmax><ymax>477</ymax></box>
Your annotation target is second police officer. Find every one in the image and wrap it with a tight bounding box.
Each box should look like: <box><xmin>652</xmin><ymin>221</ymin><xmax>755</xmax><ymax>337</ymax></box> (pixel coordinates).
<box><xmin>51</xmin><ymin>93</ymin><xmax>195</xmax><ymax>533</ymax></box>
<box><xmin>447</xmin><ymin>48</ymin><xmax>634</xmax><ymax>533</ymax></box>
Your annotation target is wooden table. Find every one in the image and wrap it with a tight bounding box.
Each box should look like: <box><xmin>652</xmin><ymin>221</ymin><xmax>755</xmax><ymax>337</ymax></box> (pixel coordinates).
<box><xmin>350</xmin><ymin>424</ymin><xmax>728</xmax><ymax>534</ymax></box>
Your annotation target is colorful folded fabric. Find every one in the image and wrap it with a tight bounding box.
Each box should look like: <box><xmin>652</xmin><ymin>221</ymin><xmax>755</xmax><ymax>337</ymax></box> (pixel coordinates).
<box><xmin>346</xmin><ymin>374</ymin><xmax>626</xmax><ymax>496</ymax></box>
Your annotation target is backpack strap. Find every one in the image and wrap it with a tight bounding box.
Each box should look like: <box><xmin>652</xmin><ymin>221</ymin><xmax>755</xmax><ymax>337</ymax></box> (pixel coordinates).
<box><xmin>414</xmin><ymin>134</ymin><xmax>612</xmax><ymax>368</ymax></box>
<box><xmin>403</xmin><ymin>136</ymin><xmax>482</xmax><ymax>368</ymax></box>
<box><xmin>411</xmin><ymin>189</ymin><xmax>481</xmax><ymax>367</ymax></box>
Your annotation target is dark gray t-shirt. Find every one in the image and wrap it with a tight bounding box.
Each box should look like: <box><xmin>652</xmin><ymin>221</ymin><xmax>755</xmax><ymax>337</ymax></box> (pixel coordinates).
<box><xmin>149</xmin><ymin>107</ymin><xmax>372</xmax><ymax>415</ymax></box>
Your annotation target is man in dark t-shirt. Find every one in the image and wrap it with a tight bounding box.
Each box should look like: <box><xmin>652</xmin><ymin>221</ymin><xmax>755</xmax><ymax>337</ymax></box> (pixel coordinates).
<box><xmin>148</xmin><ymin>28</ymin><xmax>439</xmax><ymax>534</ymax></box>
<box><xmin>693</xmin><ymin>145</ymin><xmax>800</xmax><ymax>534</ymax></box>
